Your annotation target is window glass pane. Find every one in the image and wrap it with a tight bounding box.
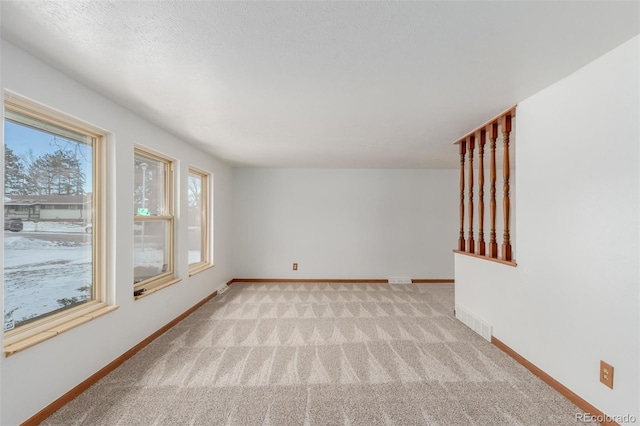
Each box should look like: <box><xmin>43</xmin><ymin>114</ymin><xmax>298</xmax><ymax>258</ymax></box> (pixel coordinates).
<box><xmin>188</xmin><ymin>172</ymin><xmax>203</xmax><ymax>265</ymax></box>
<box><xmin>4</xmin><ymin>115</ymin><xmax>94</xmax><ymax>331</ymax></box>
<box><xmin>5</xmin><ymin>109</ymin><xmax>93</xmax><ymax>145</ymax></box>
<box><xmin>134</xmin><ymin>154</ymin><xmax>166</xmax><ymax>216</ymax></box>
<box><xmin>133</xmin><ymin>220</ymin><xmax>170</xmax><ymax>284</ymax></box>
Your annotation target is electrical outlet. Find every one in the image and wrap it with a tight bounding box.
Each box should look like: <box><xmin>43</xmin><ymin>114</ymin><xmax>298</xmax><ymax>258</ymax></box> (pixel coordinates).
<box><xmin>293</xmin><ymin>263</ymin><xmax>298</xmax><ymax>271</ymax></box>
<box><xmin>600</xmin><ymin>360</ymin><xmax>614</xmax><ymax>389</ymax></box>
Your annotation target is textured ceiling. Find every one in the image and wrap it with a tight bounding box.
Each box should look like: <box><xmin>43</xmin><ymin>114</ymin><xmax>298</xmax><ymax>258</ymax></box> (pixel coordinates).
<box><xmin>1</xmin><ymin>1</ymin><xmax>638</xmax><ymax>168</ymax></box>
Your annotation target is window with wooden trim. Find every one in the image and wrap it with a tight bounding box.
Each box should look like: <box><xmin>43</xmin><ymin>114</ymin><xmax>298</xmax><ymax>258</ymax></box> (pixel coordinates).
<box><xmin>3</xmin><ymin>95</ymin><xmax>115</xmax><ymax>355</ymax></box>
<box><xmin>187</xmin><ymin>167</ymin><xmax>211</xmax><ymax>275</ymax></box>
<box><xmin>133</xmin><ymin>148</ymin><xmax>177</xmax><ymax>297</ymax></box>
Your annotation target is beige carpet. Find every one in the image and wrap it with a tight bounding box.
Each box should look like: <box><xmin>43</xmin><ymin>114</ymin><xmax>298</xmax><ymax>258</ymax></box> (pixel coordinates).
<box><xmin>43</xmin><ymin>282</ymin><xmax>583</xmax><ymax>425</ymax></box>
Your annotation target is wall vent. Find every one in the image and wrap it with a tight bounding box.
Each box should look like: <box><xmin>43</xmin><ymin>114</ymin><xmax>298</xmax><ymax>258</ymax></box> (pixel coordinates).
<box><xmin>388</xmin><ymin>277</ymin><xmax>412</xmax><ymax>284</ymax></box>
<box><xmin>455</xmin><ymin>304</ymin><xmax>492</xmax><ymax>341</ymax></box>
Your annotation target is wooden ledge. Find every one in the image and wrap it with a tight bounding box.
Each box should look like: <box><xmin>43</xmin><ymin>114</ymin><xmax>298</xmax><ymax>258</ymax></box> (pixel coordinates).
<box><xmin>134</xmin><ymin>278</ymin><xmax>182</xmax><ymax>300</ymax></box>
<box><xmin>188</xmin><ymin>263</ymin><xmax>214</xmax><ymax>277</ymax></box>
<box><xmin>4</xmin><ymin>305</ymin><xmax>119</xmax><ymax>357</ymax></box>
<box><xmin>453</xmin><ymin>250</ymin><xmax>517</xmax><ymax>267</ymax></box>
<box><xmin>452</xmin><ymin>105</ymin><xmax>517</xmax><ymax>145</ymax></box>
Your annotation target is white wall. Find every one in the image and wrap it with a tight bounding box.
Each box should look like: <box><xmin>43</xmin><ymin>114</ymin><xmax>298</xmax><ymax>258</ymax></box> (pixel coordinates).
<box><xmin>455</xmin><ymin>35</ymin><xmax>639</xmax><ymax>422</ymax></box>
<box><xmin>4</xmin><ymin>30</ymin><xmax>636</xmax><ymax>426</ymax></box>
<box><xmin>0</xmin><ymin>40</ymin><xmax>234</xmax><ymax>425</ymax></box>
<box><xmin>233</xmin><ymin>168</ymin><xmax>458</xmax><ymax>279</ymax></box>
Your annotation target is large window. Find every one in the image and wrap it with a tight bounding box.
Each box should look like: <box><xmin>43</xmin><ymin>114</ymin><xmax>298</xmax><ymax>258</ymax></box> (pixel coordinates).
<box><xmin>133</xmin><ymin>148</ymin><xmax>177</xmax><ymax>296</ymax></box>
<box><xmin>3</xmin><ymin>96</ymin><xmax>112</xmax><ymax>354</ymax></box>
<box><xmin>187</xmin><ymin>167</ymin><xmax>211</xmax><ymax>275</ymax></box>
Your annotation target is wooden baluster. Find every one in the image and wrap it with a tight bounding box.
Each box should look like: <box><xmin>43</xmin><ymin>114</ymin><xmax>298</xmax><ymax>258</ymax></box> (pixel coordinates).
<box><xmin>501</xmin><ymin>114</ymin><xmax>513</xmax><ymax>261</ymax></box>
<box><xmin>487</xmin><ymin>122</ymin><xmax>499</xmax><ymax>258</ymax></box>
<box><xmin>458</xmin><ymin>140</ymin><xmax>466</xmax><ymax>251</ymax></box>
<box><xmin>477</xmin><ymin>130</ymin><xmax>486</xmax><ymax>256</ymax></box>
<box><xmin>466</xmin><ymin>135</ymin><xmax>475</xmax><ymax>253</ymax></box>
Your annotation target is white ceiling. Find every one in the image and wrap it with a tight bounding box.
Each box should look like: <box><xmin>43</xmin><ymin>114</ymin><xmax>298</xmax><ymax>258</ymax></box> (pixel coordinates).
<box><xmin>1</xmin><ymin>1</ymin><xmax>638</xmax><ymax>169</ymax></box>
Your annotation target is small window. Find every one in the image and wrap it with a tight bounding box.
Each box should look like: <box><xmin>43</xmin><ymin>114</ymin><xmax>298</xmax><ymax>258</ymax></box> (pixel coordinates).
<box><xmin>133</xmin><ymin>148</ymin><xmax>178</xmax><ymax>296</ymax></box>
<box><xmin>188</xmin><ymin>167</ymin><xmax>212</xmax><ymax>275</ymax></box>
<box><xmin>3</xmin><ymin>95</ymin><xmax>114</xmax><ymax>355</ymax></box>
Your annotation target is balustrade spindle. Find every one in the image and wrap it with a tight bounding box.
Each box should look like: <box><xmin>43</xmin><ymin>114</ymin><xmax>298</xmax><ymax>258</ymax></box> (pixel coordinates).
<box><xmin>467</xmin><ymin>135</ymin><xmax>475</xmax><ymax>253</ymax></box>
<box><xmin>501</xmin><ymin>114</ymin><xmax>513</xmax><ymax>261</ymax></box>
<box><xmin>488</xmin><ymin>122</ymin><xmax>499</xmax><ymax>258</ymax></box>
<box><xmin>477</xmin><ymin>130</ymin><xmax>486</xmax><ymax>255</ymax></box>
<box><xmin>458</xmin><ymin>141</ymin><xmax>466</xmax><ymax>251</ymax></box>
<box><xmin>452</xmin><ymin>107</ymin><xmax>516</xmax><ymax>264</ymax></box>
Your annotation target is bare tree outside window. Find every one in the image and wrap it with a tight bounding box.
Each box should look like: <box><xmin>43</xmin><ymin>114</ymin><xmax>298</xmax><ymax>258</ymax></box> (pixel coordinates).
<box><xmin>188</xmin><ymin>167</ymin><xmax>211</xmax><ymax>275</ymax></box>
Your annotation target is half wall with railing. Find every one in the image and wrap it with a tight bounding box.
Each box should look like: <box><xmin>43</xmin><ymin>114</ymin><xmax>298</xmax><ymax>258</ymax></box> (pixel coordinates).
<box><xmin>454</xmin><ymin>106</ymin><xmax>516</xmax><ymax>266</ymax></box>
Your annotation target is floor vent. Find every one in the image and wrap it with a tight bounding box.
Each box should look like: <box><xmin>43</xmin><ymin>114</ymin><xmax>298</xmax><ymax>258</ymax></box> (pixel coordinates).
<box><xmin>388</xmin><ymin>277</ymin><xmax>412</xmax><ymax>284</ymax></box>
<box><xmin>455</xmin><ymin>304</ymin><xmax>492</xmax><ymax>341</ymax></box>
<box><xmin>217</xmin><ymin>283</ymin><xmax>229</xmax><ymax>295</ymax></box>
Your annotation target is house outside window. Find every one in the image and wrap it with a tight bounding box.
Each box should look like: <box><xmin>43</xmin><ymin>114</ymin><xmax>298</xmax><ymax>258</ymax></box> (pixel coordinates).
<box><xmin>3</xmin><ymin>95</ymin><xmax>113</xmax><ymax>354</ymax></box>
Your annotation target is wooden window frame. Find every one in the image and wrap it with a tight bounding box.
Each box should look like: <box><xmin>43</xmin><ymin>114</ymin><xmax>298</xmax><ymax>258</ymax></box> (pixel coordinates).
<box><xmin>187</xmin><ymin>167</ymin><xmax>213</xmax><ymax>276</ymax></box>
<box><xmin>3</xmin><ymin>93</ymin><xmax>117</xmax><ymax>356</ymax></box>
<box><xmin>133</xmin><ymin>147</ymin><xmax>179</xmax><ymax>298</ymax></box>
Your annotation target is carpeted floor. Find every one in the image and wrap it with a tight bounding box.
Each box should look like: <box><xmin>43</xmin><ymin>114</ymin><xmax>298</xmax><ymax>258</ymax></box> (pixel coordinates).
<box><xmin>43</xmin><ymin>282</ymin><xmax>584</xmax><ymax>425</ymax></box>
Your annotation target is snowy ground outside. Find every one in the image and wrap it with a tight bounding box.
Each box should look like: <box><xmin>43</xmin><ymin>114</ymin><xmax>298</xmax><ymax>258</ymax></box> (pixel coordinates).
<box><xmin>5</xmin><ymin>221</ymin><xmax>202</xmax><ymax>330</ymax></box>
<box><xmin>134</xmin><ymin>245</ymin><xmax>166</xmax><ymax>283</ymax></box>
<box><xmin>21</xmin><ymin>221</ymin><xmax>88</xmax><ymax>233</ymax></box>
<box><xmin>4</xmin><ymin>233</ymin><xmax>92</xmax><ymax>329</ymax></box>
<box><xmin>188</xmin><ymin>250</ymin><xmax>201</xmax><ymax>265</ymax></box>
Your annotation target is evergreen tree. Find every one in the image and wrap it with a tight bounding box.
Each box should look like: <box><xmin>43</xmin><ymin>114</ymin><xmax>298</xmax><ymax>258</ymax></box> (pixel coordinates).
<box><xmin>27</xmin><ymin>154</ymin><xmax>56</xmax><ymax>195</ymax></box>
<box><xmin>4</xmin><ymin>145</ymin><xmax>27</xmax><ymax>195</ymax></box>
<box><xmin>52</xmin><ymin>149</ymin><xmax>85</xmax><ymax>195</ymax></box>
<box><xmin>25</xmin><ymin>149</ymin><xmax>86</xmax><ymax>196</ymax></box>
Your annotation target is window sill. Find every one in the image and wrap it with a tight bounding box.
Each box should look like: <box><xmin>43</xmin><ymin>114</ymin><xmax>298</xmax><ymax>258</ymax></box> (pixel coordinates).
<box><xmin>134</xmin><ymin>277</ymin><xmax>182</xmax><ymax>300</ymax></box>
<box><xmin>188</xmin><ymin>263</ymin><xmax>214</xmax><ymax>277</ymax></box>
<box><xmin>4</xmin><ymin>305</ymin><xmax>119</xmax><ymax>357</ymax></box>
<box><xmin>453</xmin><ymin>250</ymin><xmax>517</xmax><ymax>267</ymax></box>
